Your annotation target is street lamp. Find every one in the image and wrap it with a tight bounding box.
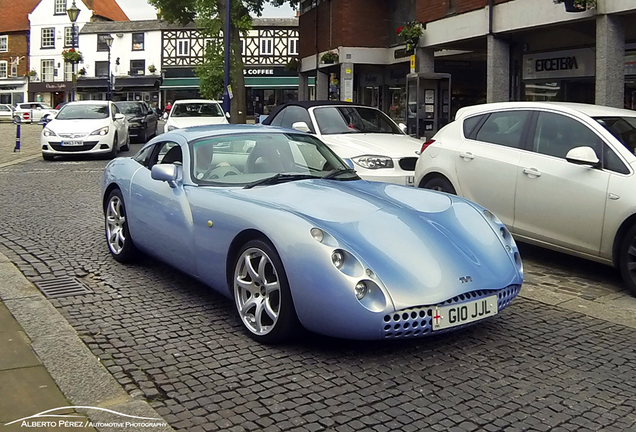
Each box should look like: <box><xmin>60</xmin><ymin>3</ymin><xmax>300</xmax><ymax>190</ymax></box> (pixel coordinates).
<box><xmin>104</xmin><ymin>34</ymin><xmax>114</xmax><ymax>100</ymax></box>
<box><xmin>66</xmin><ymin>0</ymin><xmax>80</xmax><ymax>101</ymax></box>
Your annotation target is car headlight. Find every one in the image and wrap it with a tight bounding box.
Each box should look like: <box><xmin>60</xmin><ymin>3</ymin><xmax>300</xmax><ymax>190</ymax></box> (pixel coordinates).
<box><xmin>90</xmin><ymin>126</ymin><xmax>109</xmax><ymax>136</ymax></box>
<box><xmin>42</xmin><ymin>128</ymin><xmax>56</xmax><ymax>137</ymax></box>
<box><xmin>331</xmin><ymin>250</ymin><xmax>344</xmax><ymax>269</ymax></box>
<box><xmin>167</xmin><ymin>125</ymin><xmax>178</xmax><ymax>131</ymax></box>
<box><xmin>355</xmin><ymin>281</ymin><xmax>369</xmax><ymax>300</ymax></box>
<box><xmin>351</xmin><ymin>155</ymin><xmax>394</xmax><ymax>169</ymax></box>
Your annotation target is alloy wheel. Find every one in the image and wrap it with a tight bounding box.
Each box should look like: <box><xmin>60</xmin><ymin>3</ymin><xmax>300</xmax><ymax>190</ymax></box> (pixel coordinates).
<box><xmin>105</xmin><ymin>195</ymin><xmax>126</xmax><ymax>255</ymax></box>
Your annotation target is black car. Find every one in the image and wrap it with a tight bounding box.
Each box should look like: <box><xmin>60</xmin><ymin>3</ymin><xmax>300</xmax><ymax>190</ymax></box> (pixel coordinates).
<box><xmin>114</xmin><ymin>101</ymin><xmax>159</xmax><ymax>143</ymax></box>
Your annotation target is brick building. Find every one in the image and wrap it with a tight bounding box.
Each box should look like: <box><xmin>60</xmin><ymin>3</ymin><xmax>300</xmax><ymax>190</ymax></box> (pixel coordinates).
<box><xmin>0</xmin><ymin>0</ymin><xmax>40</xmax><ymax>105</ymax></box>
<box><xmin>297</xmin><ymin>0</ymin><xmax>636</xmax><ymax>124</ymax></box>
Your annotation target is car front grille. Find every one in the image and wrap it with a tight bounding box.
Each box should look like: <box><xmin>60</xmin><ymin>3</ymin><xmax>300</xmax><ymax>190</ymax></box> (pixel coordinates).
<box><xmin>382</xmin><ymin>284</ymin><xmax>521</xmax><ymax>339</ymax></box>
<box><xmin>399</xmin><ymin>157</ymin><xmax>418</xmax><ymax>171</ymax></box>
<box><xmin>58</xmin><ymin>133</ymin><xmax>89</xmax><ymax>139</ymax></box>
<box><xmin>49</xmin><ymin>142</ymin><xmax>99</xmax><ymax>152</ymax></box>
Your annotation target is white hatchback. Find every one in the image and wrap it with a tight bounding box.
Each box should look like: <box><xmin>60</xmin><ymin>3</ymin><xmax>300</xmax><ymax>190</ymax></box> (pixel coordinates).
<box><xmin>164</xmin><ymin>99</ymin><xmax>229</xmax><ymax>132</ymax></box>
<box><xmin>41</xmin><ymin>101</ymin><xmax>129</xmax><ymax>160</ymax></box>
<box><xmin>262</xmin><ymin>102</ymin><xmax>422</xmax><ymax>186</ymax></box>
<box><xmin>414</xmin><ymin>101</ymin><xmax>636</xmax><ymax>294</ymax></box>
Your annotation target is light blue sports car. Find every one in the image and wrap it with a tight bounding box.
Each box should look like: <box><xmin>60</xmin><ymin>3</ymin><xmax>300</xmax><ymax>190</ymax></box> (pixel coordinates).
<box><xmin>102</xmin><ymin>125</ymin><xmax>523</xmax><ymax>343</ymax></box>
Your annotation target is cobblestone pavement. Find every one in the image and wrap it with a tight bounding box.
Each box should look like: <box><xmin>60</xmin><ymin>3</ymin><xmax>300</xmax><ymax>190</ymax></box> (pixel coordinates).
<box><xmin>1</xmin><ymin>129</ymin><xmax>636</xmax><ymax>432</ymax></box>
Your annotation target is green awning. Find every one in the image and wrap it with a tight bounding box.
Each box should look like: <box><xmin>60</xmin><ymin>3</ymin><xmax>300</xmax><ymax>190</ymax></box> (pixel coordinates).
<box><xmin>160</xmin><ymin>76</ymin><xmax>316</xmax><ymax>90</ymax></box>
<box><xmin>160</xmin><ymin>77</ymin><xmax>200</xmax><ymax>89</ymax></box>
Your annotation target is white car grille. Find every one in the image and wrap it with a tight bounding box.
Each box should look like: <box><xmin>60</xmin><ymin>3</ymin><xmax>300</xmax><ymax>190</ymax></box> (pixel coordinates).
<box><xmin>58</xmin><ymin>133</ymin><xmax>88</xmax><ymax>139</ymax></box>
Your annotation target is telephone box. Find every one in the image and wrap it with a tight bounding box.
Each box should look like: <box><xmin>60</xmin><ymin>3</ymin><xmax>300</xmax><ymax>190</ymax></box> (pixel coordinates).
<box><xmin>405</xmin><ymin>72</ymin><xmax>451</xmax><ymax>140</ymax></box>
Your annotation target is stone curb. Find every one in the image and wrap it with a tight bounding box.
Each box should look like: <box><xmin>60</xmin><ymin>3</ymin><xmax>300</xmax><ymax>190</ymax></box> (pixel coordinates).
<box><xmin>0</xmin><ymin>252</ymin><xmax>175</xmax><ymax>432</ymax></box>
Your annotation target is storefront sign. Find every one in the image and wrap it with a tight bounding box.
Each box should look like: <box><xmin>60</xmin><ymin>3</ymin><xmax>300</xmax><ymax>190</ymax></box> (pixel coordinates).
<box><xmin>245</xmin><ymin>69</ymin><xmax>275</xmax><ymax>75</ymax></box>
<box><xmin>523</xmin><ymin>48</ymin><xmax>595</xmax><ymax>80</ymax></box>
<box><xmin>0</xmin><ymin>86</ymin><xmax>19</xmax><ymax>90</ymax></box>
<box><xmin>243</xmin><ymin>67</ymin><xmax>297</xmax><ymax>77</ymax></box>
<box><xmin>29</xmin><ymin>82</ymin><xmax>71</xmax><ymax>92</ymax></box>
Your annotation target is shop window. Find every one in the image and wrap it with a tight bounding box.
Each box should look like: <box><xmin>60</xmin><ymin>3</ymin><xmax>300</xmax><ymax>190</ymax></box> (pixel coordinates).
<box><xmin>130</xmin><ymin>60</ymin><xmax>145</xmax><ymax>76</ymax></box>
<box><xmin>95</xmin><ymin>61</ymin><xmax>109</xmax><ymax>77</ymax></box>
<box><xmin>533</xmin><ymin>112</ymin><xmax>603</xmax><ymax>159</ymax></box>
<box><xmin>132</xmin><ymin>33</ymin><xmax>144</xmax><ymax>51</ymax></box>
<box><xmin>54</xmin><ymin>0</ymin><xmax>66</xmax><ymax>15</ymax></box>
<box><xmin>260</xmin><ymin>38</ymin><xmax>273</xmax><ymax>56</ymax></box>
<box><xmin>41</xmin><ymin>59</ymin><xmax>55</xmax><ymax>81</ymax></box>
<box><xmin>475</xmin><ymin>111</ymin><xmax>530</xmax><ymax>149</ymax></box>
<box><xmin>41</xmin><ymin>28</ymin><xmax>55</xmax><ymax>49</ymax></box>
<box><xmin>0</xmin><ymin>36</ymin><xmax>7</xmax><ymax>52</ymax></box>
<box><xmin>0</xmin><ymin>61</ymin><xmax>7</xmax><ymax>79</ymax></box>
<box><xmin>177</xmin><ymin>39</ymin><xmax>190</xmax><ymax>56</ymax></box>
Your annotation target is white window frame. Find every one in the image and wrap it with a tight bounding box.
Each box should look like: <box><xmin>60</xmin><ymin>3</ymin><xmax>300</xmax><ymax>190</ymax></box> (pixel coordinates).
<box><xmin>259</xmin><ymin>38</ymin><xmax>273</xmax><ymax>56</ymax></box>
<box><xmin>288</xmin><ymin>38</ymin><xmax>298</xmax><ymax>56</ymax></box>
<box><xmin>41</xmin><ymin>28</ymin><xmax>55</xmax><ymax>49</ymax></box>
<box><xmin>64</xmin><ymin>27</ymin><xmax>74</xmax><ymax>47</ymax></box>
<box><xmin>0</xmin><ymin>61</ymin><xmax>7</xmax><ymax>79</ymax></box>
<box><xmin>64</xmin><ymin>61</ymin><xmax>73</xmax><ymax>81</ymax></box>
<box><xmin>177</xmin><ymin>39</ymin><xmax>190</xmax><ymax>56</ymax></box>
<box><xmin>0</xmin><ymin>36</ymin><xmax>7</xmax><ymax>52</ymax></box>
<box><xmin>41</xmin><ymin>59</ymin><xmax>55</xmax><ymax>81</ymax></box>
<box><xmin>55</xmin><ymin>0</ymin><xmax>67</xmax><ymax>14</ymax></box>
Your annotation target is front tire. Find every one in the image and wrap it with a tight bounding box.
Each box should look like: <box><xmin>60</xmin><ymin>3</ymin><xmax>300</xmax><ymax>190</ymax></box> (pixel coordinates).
<box><xmin>42</xmin><ymin>153</ymin><xmax>54</xmax><ymax>161</ymax></box>
<box><xmin>423</xmin><ymin>176</ymin><xmax>456</xmax><ymax>194</ymax></box>
<box><xmin>233</xmin><ymin>240</ymin><xmax>299</xmax><ymax>344</ymax></box>
<box><xmin>105</xmin><ymin>189</ymin><xmax>138</xmax><ymax>263</ymax></box>
<box><xmin>619</xmin><ymin>225</ymin><xmax>636</xmax><ymax>296</ymax></box>
<box><xmin>121</xmin><ymin>134</ymin><xmax>130</xmax><ymax>151</ymax></box>
<box><xmin>108</xmin><ymin>133</ymin><xmax>118</xmax><ymax>159</ymax></box>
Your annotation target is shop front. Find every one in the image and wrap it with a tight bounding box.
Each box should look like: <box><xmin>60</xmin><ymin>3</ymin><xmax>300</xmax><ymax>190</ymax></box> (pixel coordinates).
<box><xmin>0</xmin><ymin>79</ymin><xmax>28</xmax><ymax>105</ymax></box>
<box><xmin>28</xmin><ymin>81</ymin><xmax>71</xmax><ymax>107</ymax></box>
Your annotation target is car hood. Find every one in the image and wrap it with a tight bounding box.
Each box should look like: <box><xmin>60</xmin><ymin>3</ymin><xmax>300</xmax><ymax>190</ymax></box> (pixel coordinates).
<box><xmin>46</xmin><ymin>118</ymin><xmax>111</xmax><ymax>135</ymax></box>
<box><xmin>232</xmin><ymin>180</ymin><xmax>521</xmax><ymax>310</ymax></box>
<box><xmin>319</xmin><ymin>133</ymin><xmax>422</xmax><ymax>159</ymax></box>
<box><xmin>167</xmin><ymin>117</ymin><xmax>228</xmax><ymax>129</ymax></box>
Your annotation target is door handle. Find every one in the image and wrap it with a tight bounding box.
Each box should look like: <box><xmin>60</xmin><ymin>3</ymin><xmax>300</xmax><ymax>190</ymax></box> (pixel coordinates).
<box><xmin>523</xmin><ymin>167</ymin><xmax>542</xmax><ymax>178</ymax></box>
<box><xmin>459</xmin><ymin>152</ymin><xmax>474</xmax><ymax>160</ymax></box>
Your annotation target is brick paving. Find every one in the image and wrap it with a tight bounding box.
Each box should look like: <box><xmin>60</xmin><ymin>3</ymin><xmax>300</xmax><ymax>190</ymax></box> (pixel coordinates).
<box><xmin>1</xmin><ymin>131</ymin><xmax>636</xmax><ymax>431</ymax></box>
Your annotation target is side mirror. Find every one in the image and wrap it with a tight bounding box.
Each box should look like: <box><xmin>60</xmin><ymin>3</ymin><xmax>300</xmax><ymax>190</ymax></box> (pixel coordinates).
<box><xmin>398</xmin><ymin>123</ymin><xmax>407</xmax><ymax>133</ymax></box>
<box><xmin>292</xmin><ymin>121</ymin><xmax>311</xmax><ymax>133</ymax></box>
<box><xmin>39</xmin><ymin>113</ymin><xmax>52</xmax><ymax>126</ymax></box>
<box><xmin>163</xmin><ymin>112</ymin><xmax>168</xmax><ymax>120</ymax></box>
<box><xmin>225</xmin><ymin>112</ymin><xmax>231</xmax><ymax>120</ymax></box>
<box><xmin>151</xmin><ymin>164</ymin><xmax>178</xmax><ymax>188</ymax></box>
<box><xmin>114</xmin><ymin>113</ymin><xmax>125</xmax><ymax>120</ymax></box>
<box><xmin>565</xmin><ymin>146</ymin><xmax>600</xmax><ymax>167</ymax></box>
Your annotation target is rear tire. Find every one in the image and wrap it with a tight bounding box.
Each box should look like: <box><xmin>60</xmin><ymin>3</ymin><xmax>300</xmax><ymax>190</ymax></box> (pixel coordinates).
<box><xmin>619</xmin><ymin>225</ymin><xmax>636</xmax><ymax>296</ymax></box>
<box><xmin>422</xmin><ymin>176</ymin><xmax>456</xmax><ymax>194</ymax></box>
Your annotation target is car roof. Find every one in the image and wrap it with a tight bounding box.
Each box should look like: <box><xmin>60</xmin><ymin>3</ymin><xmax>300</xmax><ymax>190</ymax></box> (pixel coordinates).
<box><xmin>161</xmin><ymin>124</ymin><xmax>307</xmax><ymax>142</ymax></box>
<box><xmin>64</xmin><ymin>100</ymin><xmax>109</xmax><ymax>106</ymax></box>
<box><xmin>456</xmin><ymin>101</ymin><xmax>636</xmax><ymax>120</ymax></box>
<box><xmin>262</xmin><ymin>100</ymin><xmax>359</xmax><ymax>125</ymax></box>
<box><xmin>173</xmin><ymin>99</ymin><xmax>222</xmax><ymax>104</ymax></box>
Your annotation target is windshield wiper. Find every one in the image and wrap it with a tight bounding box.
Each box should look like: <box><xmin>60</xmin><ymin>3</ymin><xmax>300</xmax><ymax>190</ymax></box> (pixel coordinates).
<box><xmin>323</xmin><ymin>168</ymin><xmax>359</xmax><ymax>180</ymax></box>
<box><xmin>243</xmin><ymin>173</ymin><xmax>318</xmax><ymax>189</ymax></box>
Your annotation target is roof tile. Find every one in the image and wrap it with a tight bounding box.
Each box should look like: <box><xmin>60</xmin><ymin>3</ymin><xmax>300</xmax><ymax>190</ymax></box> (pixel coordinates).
<box><xmin>0</xmin><ymin>0</ymin><xmax>40</xmax><ymax>33</ymax></box>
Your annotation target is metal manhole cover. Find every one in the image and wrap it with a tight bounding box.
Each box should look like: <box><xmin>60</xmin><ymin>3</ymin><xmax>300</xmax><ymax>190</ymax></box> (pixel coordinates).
<box><xmin>34</xmin><ymin>277</ymin><xmax>92</xmax><ymax>299</ymax></box>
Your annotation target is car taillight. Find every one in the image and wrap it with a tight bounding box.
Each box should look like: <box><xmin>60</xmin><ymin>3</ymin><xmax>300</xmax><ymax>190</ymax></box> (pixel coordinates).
<box><xmin>420</xmin><ymin>139</ymin><xmax>435</xmax><ymax>153</ymax></box>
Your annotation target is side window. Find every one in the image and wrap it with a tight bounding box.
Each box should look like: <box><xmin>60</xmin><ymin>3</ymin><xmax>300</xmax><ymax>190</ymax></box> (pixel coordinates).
<box><xmin>533</xmin><ymin>112</ymin><xmax>603</xmax><ymax>159</ymax></box>
<box><xmin>152</xmin><ymin>142</ymin><xmax>182</xmax><ymax>166</ymax></box>
<box><xmin>463</xmin><ymin>114</ymin><xmax>486</xmax><ymax>138</ymax></box>
<box><xmin>475</xmin><ymin>111</ymin><xmax>530</xmax><ymax>148</ymax></box>
<box><xmin>280</xmin><ymin>106</ymin><xmax>314</xmax><ymax>132</ymax></box>
<box><xmin>603</xmin><ymin>145</ymin><xmax>629</xmax><ymax>174</ymax></box>
<box><xmin>268</xmin><ymin>109</ymin><xmax>286</xmax><ymax>127</ymax></box>
<box><xmin>133</xmin><ymin>145</ymin><xmax>155</xmax><ymax>168</ymax></box>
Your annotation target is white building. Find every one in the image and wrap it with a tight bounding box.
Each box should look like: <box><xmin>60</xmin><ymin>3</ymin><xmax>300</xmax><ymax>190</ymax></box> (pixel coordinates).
<box><xmin>28</xmin><ymin>0</ymin><xmax>128</xmax><ymax>106</ymax></box>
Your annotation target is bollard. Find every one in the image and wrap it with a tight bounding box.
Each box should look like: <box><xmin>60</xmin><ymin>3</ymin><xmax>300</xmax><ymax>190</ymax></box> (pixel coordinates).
<box><xmin>13</xmin><ymin>115</ymin><xmax>21</xmax><ymax>152</ymax></box>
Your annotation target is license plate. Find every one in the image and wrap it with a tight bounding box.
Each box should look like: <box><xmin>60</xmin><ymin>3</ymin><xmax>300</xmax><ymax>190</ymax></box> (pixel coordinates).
<box><xmin>405</xmin><ymin>176</ymin><xmax>415</xmax><ymax>186</ymax></box>
<box><xmin>61</xmin><ymin>140</ymin><xmax>83</xmax><ymax>146</ymax></box>
<box><xmin>432</xmin><ymin>295</ymin><xmax>498</xmax><ymax>331</ymax></box>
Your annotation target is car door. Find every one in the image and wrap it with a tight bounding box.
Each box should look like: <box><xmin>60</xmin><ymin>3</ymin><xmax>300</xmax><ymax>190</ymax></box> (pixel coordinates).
<box><xmin>111</xmin><ymin>103</ymin><xmax>127</xmax><ymax>146</ymax></box>
<box><xmin>127</xmin><ymin>140</ymin><xmax>197</xmax><ymax>275</ymax></box>
<box><xmin>513</xmin><ymin>110</ymin><xmax>610</xmax><ymax>255</ymax></box>
<box><xmin>453</xmin><ymin>110</ymin><xmax>532</xmax><ymax>228</ymax></box>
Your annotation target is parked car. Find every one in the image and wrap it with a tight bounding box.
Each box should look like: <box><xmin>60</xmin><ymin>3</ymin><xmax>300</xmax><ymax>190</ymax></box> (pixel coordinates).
<box><xmin>114</xmin><ymin>101</ymin><xmax>159</xmax><ymax>143</ymax></box>
<box><xmin>14</xmin><ymin>102</ymin><xmax>58</xmax><ymax>123</ymax></box>
<box><xmin>261</xmin><ymin>101</ymin><xmax>422</xmax><ymax>186</ymax></box>
<box><xmin>414</xmin><ymin>101</ymin><xmax>636</xmax><ymax>294</ymax></box>
<box><xmin>163</xmin><ymin>99</ymin><xmax>229</xmax><ymax>132</ymax></box>
<box><xmin>0</xmin><ymin>103</ymin><xmax>14</xmax><ymax>122</ymax></box>
<box><xmin>41</xmin><ymin>101</ymin><xmax>129</xmax><ymax>161</ymax></box>
<box><xmin>102</xmin><ymin>125</ymin><xmax>523</xmax><ymax>343</ymax></box>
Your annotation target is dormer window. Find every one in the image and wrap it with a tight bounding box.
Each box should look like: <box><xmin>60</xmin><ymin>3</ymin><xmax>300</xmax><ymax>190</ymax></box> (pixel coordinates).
<box><xmin>55</xmin><ymin>0</ymin><xmax>67</xmax><ymax>15</ymax></box>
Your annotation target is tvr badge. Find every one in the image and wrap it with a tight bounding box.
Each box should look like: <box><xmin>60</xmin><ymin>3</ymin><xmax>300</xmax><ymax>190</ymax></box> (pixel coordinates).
<box><xmin>459</xmin><ymin>276</ymin><xmax>472</xmax><ymax>284</ymax></box>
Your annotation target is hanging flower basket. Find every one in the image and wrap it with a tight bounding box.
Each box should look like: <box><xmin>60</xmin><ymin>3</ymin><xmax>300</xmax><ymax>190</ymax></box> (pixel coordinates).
<box><xmin>26</xmin><ymin>70</ymin><xmax>36</xmax><ymax>77</ymax></box>
<box><xmin>62</xmin><ymin>48</ymin><xmax>83</xmax><ymax>63</ymax></box>
<box><xmin>553</xmin><ymin>0</ymin><xmax>596</xmax><ymax>12</ymax></box>
<box><xmin>78</xmin><ymin>68</ymin><xmax>87</xmax><ymax>76</ymax></box>
<box><xmin>397</xmin><ymin>21</ymin><xmax>423</xmax><ymax>53</ymax></box>
<box><xmin>148</xmin><ymin>64</ymin><xmax>157</xmax><ymax>73</ymax></box>
<box><xmin>321</xmin><ymin>51</ymin><xmax>339</xmax><ymax>64</ymax></box>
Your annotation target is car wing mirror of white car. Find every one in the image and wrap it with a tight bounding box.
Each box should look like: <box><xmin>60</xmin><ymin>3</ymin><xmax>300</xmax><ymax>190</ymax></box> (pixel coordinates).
<box><xmin>292</xmin><ymin>121</ymin><xmax>311</xmax><ymax>133</ymax></box>
<box><xmin>398</xmin><ymin>123</ymin><xmax>407</xmax><ymax>133</ymax></box>
<box><xmin>151</xmin><ymin>164</ymin><xmax>179</xmax><ymax>188</ymax></box>
<box><xmin>225</xmin><ymin>112</ymin><xmax>231</xmax><ymax>120</ymax></box>
<box><xmin>565</xmin><ymin>146</ymin><xmax>601</xmax><ymax>167</ymax></box>
<box><xmin>114</xmin><ymin>113</ymin><xmax>125</xmax><ymax>120</ymax></box>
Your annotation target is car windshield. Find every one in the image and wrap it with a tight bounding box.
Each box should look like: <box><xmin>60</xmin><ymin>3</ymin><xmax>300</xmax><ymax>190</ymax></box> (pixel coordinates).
<box><xmin>189</xmin><ymin>132</ymin><xmax>358</xmax><ymax>186</ymax></box>
<box><xmin>56</xmin><ymin>104</ymin><xmax>109</xmax><ymax>120</ymax></box>
<box><xmin>313</xmin><ymin>106</ymin><xmax>403</xmax><ymax>135</ymax></box>
<box><xmin>172</xmin><ymin>102</ymin><xmax>223</xmax><ymax>118</ymax></box>
<box><xmin>115</xmin><ymin>102</ymin><xmax>144</xmax><ymax>115</ymax></box>
<box><xmin>595</xmin><ymin>117</ymin><xmax>636</xmax><ymax>154</ymax></box>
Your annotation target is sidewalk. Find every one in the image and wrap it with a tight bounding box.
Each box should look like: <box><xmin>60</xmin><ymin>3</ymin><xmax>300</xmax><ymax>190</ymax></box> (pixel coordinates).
<box><xmin>0</xmin><ymin>252</ymin><xmax>174</xmax><ymax>432</ymax></box>
<box><xmin>0</xmin><ymin>123</ymin><xmax>43</xmax><ymax>168</ymax></box>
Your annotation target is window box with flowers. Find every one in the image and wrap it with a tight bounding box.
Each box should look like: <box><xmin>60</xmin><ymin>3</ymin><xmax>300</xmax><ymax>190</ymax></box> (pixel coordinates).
<box><xmin>62</xmin><ymin>48</ymin><xmax>83</xmax><ymax>63</ymax></box>
<box><xmin>321</xmin><ymin>51</ymin><xmax>338</xmax><ymax>64</ymax></box>
<box><xmin>396</xmin><ymin>21</ymin><xmax>423</xmax><ymax>53</ymax></box>
<box><xmin>553</xmin><ymin>0</ymin><xmax>596</xmax><ymax>12</ymax></box>
<box><xmin>26</xmin><ymin>70</ymin><xmax>37</xmax><ymax>78</ymax></box>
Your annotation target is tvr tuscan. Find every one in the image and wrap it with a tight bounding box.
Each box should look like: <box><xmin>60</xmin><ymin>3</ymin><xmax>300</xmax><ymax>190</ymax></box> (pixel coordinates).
<box><xmin>102</xmin><ymin>125</ymin><xmax>523</xmax><ymax>343</ymax></box>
